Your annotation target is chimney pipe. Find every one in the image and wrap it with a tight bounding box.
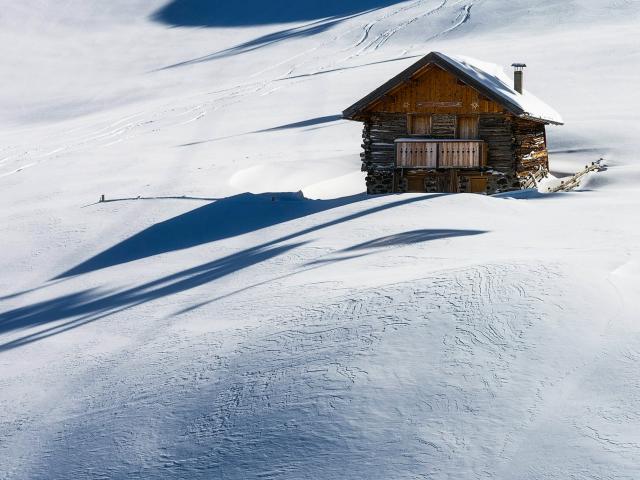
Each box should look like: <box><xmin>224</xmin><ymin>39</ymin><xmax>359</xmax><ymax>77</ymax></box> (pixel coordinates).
<box><xmin>511</xmin><ymin>63</ymin><xmax>526</xmax><ymax>94</ymax></box>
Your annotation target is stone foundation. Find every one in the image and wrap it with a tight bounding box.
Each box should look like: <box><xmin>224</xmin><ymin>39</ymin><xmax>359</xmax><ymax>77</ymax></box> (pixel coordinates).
<box><xmin>366</xmin><ymin>169</ymin><xmax>522</xmax><ymax>194</ymax></box>
<box><xmin>425</xmin><ymin>175</ymin><xmax>439</xmax><ymax>193</ymax></box>
<box><xmin>365</xmin><ymin>170</ymin><xmax>395</xmax><ymax>194</ymax></box>
<box><xmin>459</xmin><ymin>172</ymin><xmax>519</xmax><ymax>194</ymax></box>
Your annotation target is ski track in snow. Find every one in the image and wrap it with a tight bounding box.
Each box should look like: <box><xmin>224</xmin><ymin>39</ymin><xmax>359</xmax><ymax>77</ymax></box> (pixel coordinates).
<box><xmin>7</xmin><ymin>260</ymin><xmax>637</xmax><ymax>478</ymax></box>
<box><xmin>0</xmin><ymin>0</ymin><xmax>473</xmax><ymax>178</ymax></box>
<box><xmin>426</xmin><ymin>2</ymin><xmax>473</xmax><ymax>41</ymax></box>
<box><xmin>352</xmin><ymin>0</ymin><xmax>438</xmax><ymax>48</ymax></box>
<box><xmin>0</xmin><ymin>262</ymin><xmax>591</xmax><ymax>478</ymax></box>
<box><xmin>356</xmin><ymin>0</ymin><xmax>449</xmax><ymax>53</ymax></box>
<box><xmin>2</xmin><ymin>1</ymin><xmax>640</xmax><ymax>478</ymax></box>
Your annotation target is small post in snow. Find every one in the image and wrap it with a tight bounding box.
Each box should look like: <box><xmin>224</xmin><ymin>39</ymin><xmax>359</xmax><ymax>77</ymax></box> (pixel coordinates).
<box><xmin>99</xmin><ymin>194</ymin><xmax>105</xmax><ymax>203</ymax></box>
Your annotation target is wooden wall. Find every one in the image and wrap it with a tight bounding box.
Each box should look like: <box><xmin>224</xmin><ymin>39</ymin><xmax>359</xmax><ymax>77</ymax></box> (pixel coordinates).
<box><xmin>478</xmin><ymin>114</ymin><xmax>515</xmax><ymax>172</ymax></box>
<box><xmin>513</xmin><ymin>118</ymin><xmax>548</xmax><ymax>175</ymax></box>
<box><xmin>431</xmin><ymin>114</ymin><xmax>456</xmax><ymax>138</ymax></box>
<box><xmin>365</xmin><ymin>65</ymin><xmax>504</xmax><ymax>116</ymax></box>
<box><xmin>361</xmin><ymin>112</ymin><xmax>407</xmax><ymax>171</ymax></box>
<box><xmin>358</xmin><ymin>64</ymin><xmax>549</xmax><ymax>194</ymax></box>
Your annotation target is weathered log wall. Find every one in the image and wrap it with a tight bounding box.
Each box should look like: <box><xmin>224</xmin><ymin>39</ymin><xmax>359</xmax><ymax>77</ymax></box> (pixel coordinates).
<box><xmin>513</xmin><ymin>118</ymin><xmax>548</xmax><ymax>177</ymax></box>
<box><xmin>431</xmin><ymin>114</ymin><xmax>456</xmax><ymax>138</ymax></box>
<box><xmin>478</xmin><ymin>115</ymin><xmax>515</xmax><ymax>172</ymax></box>
<box><xmin>361</xmin><ymin>112</ymin><xmax>548</xmax><ymax>194</ymax></box>
<box><xmin>361</xmin><ymin>112</ymin><xmax>407</xmax><ymax>173</ymax></box>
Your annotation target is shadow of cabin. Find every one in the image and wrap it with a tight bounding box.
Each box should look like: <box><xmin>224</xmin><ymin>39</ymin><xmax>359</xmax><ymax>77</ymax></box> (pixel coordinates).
<box><xmin>56</xmin><ymin>193</ymin><xmax>370</xmax><ymax>279</ymax></box>
<box><xmin>343</xmin><ymin>51</ymin><xmax>563</xmax><ymax>194</ymax></box>
<box><xmin>1</xmin><ymin>194</ymin><xmax>450</xmax><ymax>351</ymax></box>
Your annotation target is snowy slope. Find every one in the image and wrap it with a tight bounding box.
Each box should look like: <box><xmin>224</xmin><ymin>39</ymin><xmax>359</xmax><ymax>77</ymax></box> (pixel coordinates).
<box><xmin>1</xmin><ymin>1</ymin><xmax>640</xmax><ymax>479</ymax></box>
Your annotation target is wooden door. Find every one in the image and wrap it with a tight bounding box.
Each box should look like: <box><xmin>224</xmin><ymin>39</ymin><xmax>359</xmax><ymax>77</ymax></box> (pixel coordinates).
<box><xmin>437</xmin><ymin>174</ymin><xmax>447</xmax><ymax>192</ymax></box>
<box><xmin>406</xmin><ymin>175</ymin><xmax>425</xmax><ymax>192</ymax></box>
<box><xmin>435</xmin><ymin>172</ymin><xmax>458</xmax><ymax>193</ymax></box>
<box><xmin>449</xmin><ymin>170</ymin><xmax>459</xmax><ymax>192</ymax></box>
<box><xmin>408</xmin><ymin>114</ymin><xmax>431</xmax><ymax>135</ymax></box>
<box><xmin>457</xmin><ymin>116</ymin><xmax>479</xmax><ymax>139</ymax></box>
<box><xmin>469</xmin><ymin>177</ymin><xmax>488</xmax><ymax>193</ymax></box>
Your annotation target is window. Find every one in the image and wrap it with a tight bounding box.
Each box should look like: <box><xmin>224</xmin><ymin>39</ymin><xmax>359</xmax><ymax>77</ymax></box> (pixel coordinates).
<box><xmin>408</xmin><ymin>114</ymin><xmax>431</xmax><ymax>135</ymax></box>
<box><xmin>457</xmin><ymin>116</ymin><xmax>479</xmax><ymax>139</ymax></box>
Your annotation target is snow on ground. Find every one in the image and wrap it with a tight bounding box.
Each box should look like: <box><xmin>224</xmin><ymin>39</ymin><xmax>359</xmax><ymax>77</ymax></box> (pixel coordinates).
<box><xmin>1</xmin><ymin>1</ymin><xmax>640</xmax><ymax>479</ymax></box>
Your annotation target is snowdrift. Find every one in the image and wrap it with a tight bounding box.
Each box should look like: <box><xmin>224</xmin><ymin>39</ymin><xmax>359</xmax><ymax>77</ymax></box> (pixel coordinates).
<box><xmin>1</xmin><ymin>1</ymin><xmax>640</xmax><ymax>478</ymax></box>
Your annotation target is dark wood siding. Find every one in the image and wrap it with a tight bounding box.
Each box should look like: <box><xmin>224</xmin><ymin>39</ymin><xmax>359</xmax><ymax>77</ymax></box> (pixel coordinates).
<box><xmin>513</xmin><ymin>118</ymin><xmax>548</xmax><ymax>175</ymax></box>
<box><xmin>356</xmin><ymin>65</ymin><xmax>550</xmax><ymax>194</ymax></box>
<box><xmin>361</xmin><ymin>112</ymin><xmax>407</xmax><ymax>171</ymax></box>
<box><xmin>478</xmin><ymin>114</ymin><xmax>515</xmax><ymax>173</ymax></box>
<box><xmin>431</xmin><ymin>114</ymin><xmax>457</xmax><ymax>139</ymax></box>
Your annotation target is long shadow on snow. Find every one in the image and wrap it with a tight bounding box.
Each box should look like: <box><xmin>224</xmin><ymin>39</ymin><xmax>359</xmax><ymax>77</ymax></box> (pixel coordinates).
<box><xmin>185</xmin><ymin>228</ymin><xmax>488</xmax><ymax>312</ymax></box>
<box><xmin>158</xmin><ymin>17</ymin><xmax>349</xmax><ymax>69</ymax></box>
<box><xmin>307</xmin><ymin>229</ymin><xmax>486</xmax><ymax>265</ymax></box>
<box><xmin>152</xmin><ymin>0</ymin><xmax>403</xmax><ymax>27</ymax></box>
<box><xmin>1</xmin><ymin>194</ymin><xmax>449</xmax><ymax>351</ymax></box>
<box><xmin>0</xmin><ymin>242</ymin><xmax>305</xmax><ymax>351</ymax></box>
<box><xmin>153</xmin><ymin>1</ymin><xmax>404</xmax><ymax>69</ymax></box>
<box><xmin>179</xmin><ymin>114</ymin><xmax>344</xmax><ymax>147</ymax></box>
<box><xmin>346</xmin><ymin>229</ymin><xmax>485</xmax><ymax>250</ymax></box>
<box><xmin>57</xmin><ymin>192</ymin><xmax>366</xmax><ymax>279</ymax></box>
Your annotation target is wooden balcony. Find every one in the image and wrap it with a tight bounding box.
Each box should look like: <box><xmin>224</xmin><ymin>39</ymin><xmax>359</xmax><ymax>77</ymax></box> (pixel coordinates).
<box><xmin>395</xmin><ymin>139</ymin><xmax>487</xmax><ymax>169</ymax></box>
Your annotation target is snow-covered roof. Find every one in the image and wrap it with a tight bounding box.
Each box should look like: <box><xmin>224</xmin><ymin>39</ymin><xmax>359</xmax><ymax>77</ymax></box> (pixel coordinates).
<box><xmin>343</xmin><ymin>51</ymin><xmax>563</xmax><ymax>125</ymax></box>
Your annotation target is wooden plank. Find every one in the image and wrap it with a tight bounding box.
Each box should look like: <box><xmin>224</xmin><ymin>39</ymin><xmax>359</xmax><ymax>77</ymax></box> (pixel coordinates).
<box><xmin>458</xmin><ymin>116</ymin><xmax>479</xmax><ymax>139</ymax></box>
<box><xmin>450</xmin><ymin>169</ymin><xmax>459</xmax><ymax>192</ymax></box>
<box><xmin>434</xmin><ymin>140</ymin><xmax>483</xmax><ymax>168</ymax></box>
<box><xmin>416</xmin><ymin>101</ymin><xmax>462</xmax><ymax>108</ymax></box>
<box><xmin>364</xmin><ymin>66</ymin><xmax>503</xmax><ymax>116</ymax></box>
<box><xmin>396</xmin><ymin>141</ymin><xmax>438</xmax><ymax>168</ymax></box>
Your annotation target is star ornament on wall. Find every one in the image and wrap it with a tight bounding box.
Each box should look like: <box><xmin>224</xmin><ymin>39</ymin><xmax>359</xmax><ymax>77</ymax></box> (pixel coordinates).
<box><xmin>471</xmin><ymin>101</ymin><xmax>480</xmax><ymax>110</ymax></box>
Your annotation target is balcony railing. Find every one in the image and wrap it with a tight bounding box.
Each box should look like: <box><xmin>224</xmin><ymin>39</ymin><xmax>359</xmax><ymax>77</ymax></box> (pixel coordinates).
<box><xmin>395</xmin><ymin>139</ymin><xmax>487</xmax><ymax>169</ymax></box>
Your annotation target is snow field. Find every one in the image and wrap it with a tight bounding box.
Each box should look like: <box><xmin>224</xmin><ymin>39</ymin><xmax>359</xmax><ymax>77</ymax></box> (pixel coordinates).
<box><xmin>1</xmin><ymin>1</ymin><xmax>640</xmax><ymax>478</ymax></box>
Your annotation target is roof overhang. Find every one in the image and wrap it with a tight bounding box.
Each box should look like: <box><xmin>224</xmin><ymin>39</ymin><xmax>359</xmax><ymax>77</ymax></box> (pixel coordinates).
<box><xmin>342</xmin><ymin>51</ymin><xmax>563</xmax><ymax>125</ymax></box>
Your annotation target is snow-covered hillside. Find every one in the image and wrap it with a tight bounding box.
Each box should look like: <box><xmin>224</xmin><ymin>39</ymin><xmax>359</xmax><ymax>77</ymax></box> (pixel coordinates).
<box><xmin>1</xmin><ymin>1</ymin><xmax>640</xmax><ymax>478</ymax></box>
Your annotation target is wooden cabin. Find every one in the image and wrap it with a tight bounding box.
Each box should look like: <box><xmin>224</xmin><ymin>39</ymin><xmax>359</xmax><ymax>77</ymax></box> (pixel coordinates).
<box><xmin>343</xmin><ymin>52</ymin><xmax>563</xmax><ymax>194</ymax></box>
